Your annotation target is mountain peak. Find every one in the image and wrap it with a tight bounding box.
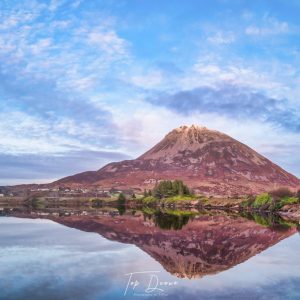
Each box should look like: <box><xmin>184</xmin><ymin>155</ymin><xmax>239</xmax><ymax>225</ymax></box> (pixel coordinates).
<box><xmin>139</xmin><ymin>124</ymin><xmax>230</xmax><ymax>160</ymax></box>
<box><xmin>173</xmin><ymin>124</ymin><xmax>209</xmax><ymax>134</ymax></box>
<box><xmin>178</xmin><ymin>124</ymin><xmax>207</xmax><ymax>130</ymax></box>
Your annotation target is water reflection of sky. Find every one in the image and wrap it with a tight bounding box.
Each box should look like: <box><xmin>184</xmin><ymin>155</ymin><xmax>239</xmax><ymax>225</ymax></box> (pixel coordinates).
<box><xmin>1</xmin><ymin>217</ymin><xmax>300</xmax><ymax>300</ymax></box>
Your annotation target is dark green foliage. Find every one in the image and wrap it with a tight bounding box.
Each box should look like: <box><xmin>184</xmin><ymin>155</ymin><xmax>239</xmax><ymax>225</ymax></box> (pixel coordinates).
<box><xmin>237</xmin><ymin>211</ymin><xmax>298</xmax><ymax>230</ymax></box>
<box><xmin>253</xmin><ymin>193</ymin><xmax>272</xmax><ymax>210</ymax></box>
<box><xmin>250</xmin><ymin>213</ymin><xmax>293</xmax><ymax>231</ymax></box>
<box><xmin>241</xmin><ymin>195</ymin><xmax>255</xmax><ymax>209</ymax></box>
<box><xmin>117</xmin><ymin>205</ymin><xmax>126</xmax><ymax>215</ymax></box>
<box><xmin>142</xmin><ymin>196</ymin><xmax>157</xmax><ymax>205</ymax></box>
<box><xmin>152</xmin><ymin>180</ymin><xmax>190</xmax><ymax>199</ymax></box>
<box><xmin>117</xmin><ymin>193</ymin><xmax>126</xmax><ymax>204</ymax></box>
<box><xmin>153</xmin><ymin>211</ymin><xmax>190</xmax><ymax>230</ymax></box>
<box><xmin>117</xmin><ymin>193</ymin><xmax>126</xmax><ymax>215</ymax></box>
<box><xmin>25</xmin><ymin>197</ymin><xmax>45</xmax><ymax>209</ymax></box>
<box><xmin>276</xmin><ymin>196</ymin><xmax>298</xmax><ymax>209</ymax></box>
<box><xmin>242</xmin><ymin>192</ymin><xmax>299</xmax><ymax>212</ymax></box>
<box><xmin>143</xmin><ymin>189</ymin><xmax>148</xmax><ymax>197</ymax></box>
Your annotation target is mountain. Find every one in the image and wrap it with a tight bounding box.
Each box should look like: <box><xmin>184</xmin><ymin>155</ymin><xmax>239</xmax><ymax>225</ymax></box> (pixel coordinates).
<box><xmin>53</xmin><ymin>125</ymin><xmax>299</xmax><ymax>195</ymax></box>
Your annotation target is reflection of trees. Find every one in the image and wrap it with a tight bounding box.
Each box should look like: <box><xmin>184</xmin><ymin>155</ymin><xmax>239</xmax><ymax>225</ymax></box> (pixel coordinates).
<box><xmin>240</xmin><ymin>211</ymin><xmax>296</xmax><ymax>232</ymax></box>
<box><xmin>142</xmin><ymin>208</ymin><xmax>299</xmax><ymax>232</ymax></box>
<box><xmin>153</xmin><ymin>211</ymin><xmax>190</xmax><ymax>230</ymax></box>
<box><xmin>117</xmin><ymin>204</ymin><xmax>126</xmax><ymax>215</ymax></box>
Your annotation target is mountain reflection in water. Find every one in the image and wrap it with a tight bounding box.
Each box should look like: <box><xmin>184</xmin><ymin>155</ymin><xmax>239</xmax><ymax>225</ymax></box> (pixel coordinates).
<box><xmin>3</xmin><ymin>206</ymin><xmax>298</xmax><ymax>279</ymax></box>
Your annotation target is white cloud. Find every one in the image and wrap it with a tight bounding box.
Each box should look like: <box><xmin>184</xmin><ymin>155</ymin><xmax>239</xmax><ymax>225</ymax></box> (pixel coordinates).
<box><xmin>207</xmin><ymin>31</ymin><xmax>235</xmax><ymax>45</ymax></box>
<box><xmin>87</xmin><ymin>29</ymin><xmax>128</xmax><ymax>57</ymax></box>
<box><xmin>130</xmin><ymin>70</ymin><xmax>163</xmax><ymax>89</ymax></box>
<box><xmin>0</xmin><ymin>4</ymin><xmax>130</xmax><ymax>94</ymax></box>
<box><xmin>0</xmin><ymin>109</ymin><xmax>121</xmax><ymax>155</ymax></box>
<box><xmin>71</xmin><ymin>0</ymin><xmax>82</xmax><ymax>9</ymax></box>
<box><xmin>49</xmin><ymin>0</ymin><xmax>65</xmax><ymax>12</ymax></box>
<box><xmin>242</xmin><ymin>11</ymin><xmax>254</xmax><ymax>21</ymax></box>
<box><xmin>30</xmin><ymin>38</ymin><xmax>52</xmax><ymax>55</ymax></box>
<box><xmin>245</xmin><ymin>17</ymin><xmax>289</xmax><ymax>36</ymax></box>
<box><xmin>186</xmin><ymin>61</ymin><xmax>283</xmax><ymax>92</ymax></box>
<box><xmin>177</xmin><ymin>54</ymin><xmax>299</xmax><ymax>103</ymax></box>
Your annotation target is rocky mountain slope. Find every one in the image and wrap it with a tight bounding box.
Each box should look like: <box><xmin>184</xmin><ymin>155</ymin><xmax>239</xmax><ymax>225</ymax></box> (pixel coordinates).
<box><xmin>53</xmin><ymin>125</ymin><xmax>299</xmax><ymax>195</ymax></box>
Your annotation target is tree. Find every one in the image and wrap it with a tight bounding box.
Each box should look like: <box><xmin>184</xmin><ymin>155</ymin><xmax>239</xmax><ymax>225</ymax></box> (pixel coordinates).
<box><xmin>117</xmin><ymin>193</ymin><xmax>126</xmax><ymax>204</ymax></box>
<box><xmin>117</xmin><ymin>193</ymin><xmax>126</xmax><ymax>215</ymax></box>
<box><xmin>152</xmin><ymin>180</ymin><xmax>191</xmax><ymax>198</ymax></box>
<box><xmin>178</xmin><ymin>181</ymin><xmax>184</xmax><ymax>196</ymax></box>
<box><xmin>132</xmin><ymin>193</ymin><xmax>136</xmax><ymax>199</ymax></box>
<box><xmin>143</xmin><ymin>189</ymin><xmax>148</xmax><ymax>197</ymax></box>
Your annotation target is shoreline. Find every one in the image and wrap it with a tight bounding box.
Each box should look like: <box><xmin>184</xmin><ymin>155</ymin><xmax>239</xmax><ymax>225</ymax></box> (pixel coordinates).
<box><xmin>1</xmin><ymin>196</ymin><xmax>300</xmax><ymax>223</ymax></box>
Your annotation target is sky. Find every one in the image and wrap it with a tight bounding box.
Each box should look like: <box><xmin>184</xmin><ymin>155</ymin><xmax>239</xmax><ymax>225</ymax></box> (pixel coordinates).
<box><xmin>0</xmin><ymin>0</ymin><xmax>300</xmax><ymax>185</ymax></box>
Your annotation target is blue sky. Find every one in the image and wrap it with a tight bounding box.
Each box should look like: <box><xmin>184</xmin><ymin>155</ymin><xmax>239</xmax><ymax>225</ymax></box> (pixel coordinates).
<box><xmin>0</xmin><ymin>0</ymin><xmax>300</xmax><ymax>185</ymax></box>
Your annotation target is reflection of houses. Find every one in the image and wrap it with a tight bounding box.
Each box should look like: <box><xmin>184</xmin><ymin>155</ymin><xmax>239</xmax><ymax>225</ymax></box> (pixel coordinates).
<box><xmin>95</xmin><ymin>191</ymin><xmax>110</xmax><ymax>198</ymax></box>
<box><xmin>30</xmin><ymin>188</ymin><xmax>50</xmax><ymax>192</ymax></box>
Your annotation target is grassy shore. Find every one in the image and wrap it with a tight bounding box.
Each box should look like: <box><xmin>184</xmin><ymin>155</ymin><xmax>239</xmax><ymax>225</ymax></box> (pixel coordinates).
<box><xmin>2</xmin><ymin>185</ymin><xmax>299</xmax><ymax>222</ymax></box>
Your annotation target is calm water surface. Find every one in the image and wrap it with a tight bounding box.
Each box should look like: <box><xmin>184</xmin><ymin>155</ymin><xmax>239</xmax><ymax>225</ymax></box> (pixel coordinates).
<box><xmin>1</xmin><ymin>207</ymin><xmax>300</xmax><ymax>300</ymax></box>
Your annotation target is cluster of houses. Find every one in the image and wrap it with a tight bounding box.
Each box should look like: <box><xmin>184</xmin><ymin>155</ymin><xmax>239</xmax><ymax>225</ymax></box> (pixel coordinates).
<box><xmin>1</xmin><ymin>185</ymin><xmax>140</xmax><ymax>200</ymax></box>
<box><xmin>27</xmin><ymin>187</ymin><xmax>114</xmax><ymax>198</ymax></box>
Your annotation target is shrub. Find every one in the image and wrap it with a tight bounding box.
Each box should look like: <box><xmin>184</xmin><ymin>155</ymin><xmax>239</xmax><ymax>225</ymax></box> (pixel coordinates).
<box><xmin>142</xmin><ymin>196</ymin><xmax>157</xmax><ymax>205</ymax></box>
<box><xmin>240</xmin><ymin>195</ymin><xmax>255</xmax><ymax>209</ymax></box>
<box><xmin>276</xmin><ymin>196</ymin><xmax>298</xmax><ymax>210</ymax></box>
<box><xmin>143</xmin><ymin>189</ymin><xmax>148</xmax><ymax>197</ymax></box>
<box><xmin>253</xmin><ymin>193</ymin><xmax>272</xmax><ymax>210</ymax></box>
<box><xmin>252</xmin><ymin>213</ymin><xmax>273</xmax><ymax>227</ymax></box>
<box><xmin>243</xmin><ymin>192</ymin><xmax>299</xmax><ymax>212</ymax></box>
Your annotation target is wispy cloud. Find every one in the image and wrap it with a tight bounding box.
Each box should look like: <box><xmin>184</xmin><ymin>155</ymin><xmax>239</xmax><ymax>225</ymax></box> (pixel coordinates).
<box><xmin>207</xmin><ymin>31</ymin><xmax>235</xmax><ymax>45</ymax></box>
<box><xmin>0</xmin><ymin>1</ymin><xmax>129</xmax><ymax>93</ymax></box>
<box><xmin>178</xmin><ymin>54</ymin><xmax>299</xmax><ymax>102</ymax></box>
<box><xmin>245</xmin><ymin>16</ymin><xmax>289</xmax><ymax>36</ymax></box>
<box><xmin>0</xmin><ymin>150</ymin><xmax>130</xmax><ymax>185</ymax></box>
<box><xmin>0</xmin><ymin>0</ymin><xmax>130</xmax><ymax>159</ymax></box>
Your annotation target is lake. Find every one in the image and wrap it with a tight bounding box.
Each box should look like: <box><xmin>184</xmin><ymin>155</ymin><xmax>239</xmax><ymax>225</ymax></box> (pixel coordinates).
<box><xmin>1</xmin><ymin>206</ymin><xmax>300</xmax><ymax>300</ymax></box>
